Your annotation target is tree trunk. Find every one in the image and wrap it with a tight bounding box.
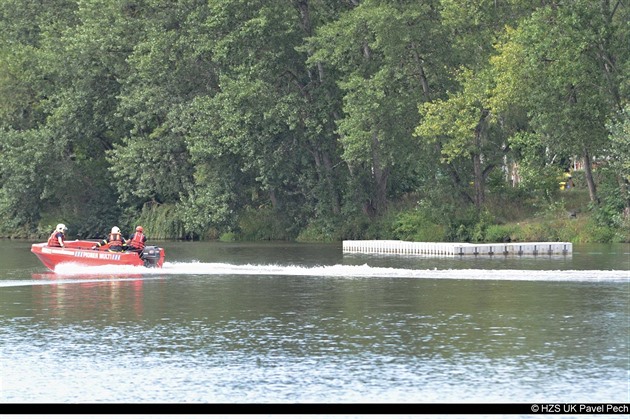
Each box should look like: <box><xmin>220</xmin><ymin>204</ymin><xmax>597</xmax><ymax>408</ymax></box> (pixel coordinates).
<box><xmin>472</xmin><ymin>152</ymin><xmax>484</xmax><ymax>209</ymax></box>
<box><xmin>296</xmin><ymin>0</ymin><xmax>341</xmax><ymax>215</ymax></box>
<box><xmin>472</xmin><ymin>109</ymin><xmax>490</xmax><ymax>209</ymax></box>
<box><xmin>618</xmin><ymin>174</ymin><xmax>630</xmax><ymax>222</ymax></box>
<box><xmin>369</xmin><ymin>131</ymin><xmax>389</xmax><ymax>216</ymax></box>
<box><xmin>410</xmin><ymin>43</ymin><xmax>431</xmax><ymax>101</ymax></box>
<box><xmin>582</xmin><ymin>148</ymin><xmax>599</xmax><ymax>203</ymax></box>
<box><xmin>321</xmin><ymin>151</ymin><xmax>341</xmax><ymax>215</ymax></box>
<box><xmin>445</xmin><ymin>159</ymin><xmax>475</xmax><ymax>205</ymax></box>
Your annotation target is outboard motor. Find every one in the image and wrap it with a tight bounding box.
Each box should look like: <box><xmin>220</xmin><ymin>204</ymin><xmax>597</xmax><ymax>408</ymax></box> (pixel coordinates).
<box><xmin>140</xmin><ymin>246</ymin><xmax>161</xmax><ymax>268</ymax></box>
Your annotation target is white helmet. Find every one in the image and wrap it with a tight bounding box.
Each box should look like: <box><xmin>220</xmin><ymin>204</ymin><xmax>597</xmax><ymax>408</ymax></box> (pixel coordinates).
<box><xmin>56</xmin><ymin>223</ymin><xmax>67</xmax><ymax>232</ymax></box>
<box><xmin>111</xmin><ymin>226</ymin><xmax>120</xmax><ymax>234</ymax></box>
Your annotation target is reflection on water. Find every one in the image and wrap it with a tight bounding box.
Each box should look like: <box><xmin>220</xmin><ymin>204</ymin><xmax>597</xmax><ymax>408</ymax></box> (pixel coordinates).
<box><xmin>0</xmin><ymin>240</ymin><xmax>628</xmax><ymax>404</ymax></box>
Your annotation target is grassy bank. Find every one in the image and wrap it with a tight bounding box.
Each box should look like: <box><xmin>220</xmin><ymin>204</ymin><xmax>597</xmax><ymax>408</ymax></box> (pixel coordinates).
<box><xmin>6</xmin><ymin>184</ymin><xmax>628</xmax><ymax>244</ymax></box>
<box><xmin>291</xmin><ymin>188</ymin><xmax>629</xmax><ymax>244</ymax></box>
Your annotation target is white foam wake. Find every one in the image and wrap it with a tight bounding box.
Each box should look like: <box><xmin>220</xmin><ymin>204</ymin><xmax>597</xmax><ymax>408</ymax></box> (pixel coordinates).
<box><xmin>158</xmin><ymin>261</ymin><xmax>629</xmax><ymax>282</ymax></box>
<box><xmin>53</xmin><ymin>261</ymin><xmax>630</xmax><ymax>282</ymax></box>
<box><xmin>1</xmin><ymin>261</ymin><xmax>625</xmax><ymax>287</ymax></box>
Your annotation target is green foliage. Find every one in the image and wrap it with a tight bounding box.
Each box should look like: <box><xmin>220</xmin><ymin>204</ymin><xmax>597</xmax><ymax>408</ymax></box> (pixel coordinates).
<box><xmin>485</xmin><ymin>173</ymin><xmax>537</xmax><ymax>222</ymax></box>
<box><xmin>237</xmin><ymin>207</ymin><xmax>296</xmax><ymax>241</ymax></box>
<box><xmin>500</xmin><ymin>217</ymin><xmax>617</xmax><ymax>244</ymax></box>
<box><xmin>296</xmin><ymin>216</ymin><xmax>344</xmax><ymax>243</ymax></box>
<box><xmin>0</xmin><ymin>129</ymin><xmax>53</xmax><ymax>232</ymax></box>
<box><xmin>391</xmin><ymin>210</ymin><xmax>446</xmax><ymax>242</ymax></box>
<box><xmin>337</xmin><ymin>213</ymin><xmax>373</xmax><ymax>241</ymax></box>
<box><xmin>307</xmin><ymin>0</ymin><xmax>445</xmax><ymax>215</ymax></box>
<box><xmin>131</xmin><ymin>202</ymin><xmax>187</xmax><ymax>241</ymax></box>
<box><xmin>482</xmin><ymin>197</ymin><xmax>623</xmax><ymax>243</ymax></box>
<box><xmin>491</xmin><ymin>1</ymin><xmax>626</xmax><ymax>207</ymax></box>
<box><xmin>590</xmin><ymin>178</ymin><xmax>628</xmax><ymax>230</ymax></box>
<box><xmin>599</xmin><ymin>105</ymin><xmax>630</xmax><ymax>228</ymax></box>
<box><xmin>442</xmin><ymin>207</ymin><xmax>490</xmax><ymax>243</ymax></box>
<box><xmin>0</xmin><ymin>0</ymin><xmax>628</xmax><ymax>243</ymax></box>
<box><xmin>219</xmin><ymin>231</ymin><xmax>237</xmax><ymax>242</ymax></box>
<box><xmin>484</xmin><ymin>224</ymin><xmax>519</xmax><ymax>243</ymax></box>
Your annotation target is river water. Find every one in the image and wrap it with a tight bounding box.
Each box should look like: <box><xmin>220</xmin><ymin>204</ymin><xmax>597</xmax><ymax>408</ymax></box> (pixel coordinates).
<box><xmin>0</xmin><ymin>239</ymin><xmax>628</xmax><ymax>409</ymax></box>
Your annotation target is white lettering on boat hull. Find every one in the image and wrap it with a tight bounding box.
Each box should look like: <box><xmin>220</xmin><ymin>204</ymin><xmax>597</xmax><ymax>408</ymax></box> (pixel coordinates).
<box><xmin>42</xmin><ymin>247</ymin><xmax>123</xmax><ymax>261</ymax></box>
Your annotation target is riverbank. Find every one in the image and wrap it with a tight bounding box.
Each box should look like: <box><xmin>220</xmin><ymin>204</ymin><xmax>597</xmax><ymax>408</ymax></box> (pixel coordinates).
<box><xmin>3</xmin><ymin>187</ymin><xmax>628</xmax><ymax>244</ymax></box>
<box><xmin>288</xmin><ymin>190</ymin><xmax>629</xmax><ymax>244</ymax></box>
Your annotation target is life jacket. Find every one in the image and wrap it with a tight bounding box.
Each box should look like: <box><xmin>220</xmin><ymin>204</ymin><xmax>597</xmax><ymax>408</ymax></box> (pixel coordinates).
<box><xmin>128</xmin><ymin>232</ymin><xmax>146</xmax><ymax>250</ymax></box>
<box><xmin>107</xmin><ymin>232</ymin><xmax>123</xmax><ymax>247</ymax></box>
<box><xmin>47</xmin><ymin>231</ymin><xmax>64</xmax><ymax>247</ymax></box>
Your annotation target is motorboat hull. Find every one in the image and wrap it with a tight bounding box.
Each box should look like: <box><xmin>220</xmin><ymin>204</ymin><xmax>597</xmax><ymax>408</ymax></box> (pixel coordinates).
<box><xmin>31</xmin><ymin>240</ymin><xmax>165</xmax><ymax>271</ymax></box>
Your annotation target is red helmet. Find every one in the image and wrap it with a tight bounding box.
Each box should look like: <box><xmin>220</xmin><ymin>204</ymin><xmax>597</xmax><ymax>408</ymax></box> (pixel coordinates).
<box><xmin>136</xmin><ymin>226</ymin><xmax>143</xmax><ymax>232</ymax></box>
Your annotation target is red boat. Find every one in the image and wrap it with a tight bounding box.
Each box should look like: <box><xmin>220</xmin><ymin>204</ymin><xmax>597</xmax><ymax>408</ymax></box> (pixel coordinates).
<box><xmin>31</xmin><ymin>240</ymin><xmax>165</xmax><ymax>271</ymax></box>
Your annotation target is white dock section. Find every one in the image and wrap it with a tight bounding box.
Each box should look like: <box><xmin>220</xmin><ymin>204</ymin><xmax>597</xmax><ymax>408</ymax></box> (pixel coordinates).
<box><xmin>342</xmin><ymin>240</ymin><xmax>572</xmax><ymax>256</ymax></box>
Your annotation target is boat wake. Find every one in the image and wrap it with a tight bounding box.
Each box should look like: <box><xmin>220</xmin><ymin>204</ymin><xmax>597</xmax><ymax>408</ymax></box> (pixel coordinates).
<box><xmin>2</xmin><ymin>260</ymin><xmax>625</xmax><ymax>287</ymax></box>
<box><xmin>160</xmin><ymin>262</ymin><xmax>629</xmax><ymax>282</ymax></box>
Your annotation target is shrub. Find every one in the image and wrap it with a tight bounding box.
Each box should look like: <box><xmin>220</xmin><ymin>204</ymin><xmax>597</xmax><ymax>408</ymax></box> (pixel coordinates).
<box><xmin>391</xmin><ymin>210</ymin><xmax>446</xmax><ymax>242</ymax></box>
<box><xmin>484</xmin><ymin>224</ymin><xmax>520</xmax><ymax>242</ymax></box>
<box><xmin>219</xmin><ymin>231</ymin><xmax>237</xmax><ymax>242</ymax></box>
<box><xmin>297</xmin><ymin>218</ymin><xmax>341</xmax><ymax>242</ymax></box>
<box><xmin>237</xmin><ymin>207</ymin><xmax>295</xmax><ymax>241</ymax></box>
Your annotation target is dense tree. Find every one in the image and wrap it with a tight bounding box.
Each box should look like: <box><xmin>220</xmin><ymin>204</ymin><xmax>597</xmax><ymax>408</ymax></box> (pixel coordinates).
<box><xmin>0</xmin><ymin>0</ymin><xmax>627</xmax><ymax>240</ymax></box>
<box><xmin>108</xmin><ymin>0</ymin><xmax>207</xmax><ymax>236</ymax></box>
<box><xmin>0</xmin><ymin>0</ymin><xmax>81</xmax><ymax>235</ymax></box>
<box><xmin>600</xmin><ymin>105</ymin><xmax>630</xmax><ymax>229</ymax></box>
<box><xmin>491</xmin><ymin>0</ymin><xmax>629</xmax><ymax>203</ymax></box>
<box><xmin>176</xmin><ymin>0</ymin><xmax>350</xmax><ymax>238</ymax></box>
<box><xmin>307</xmin><ymin>0</ymin><xmax>450</xmax><ymax>217</ymax></box>
<box><xmin>414</xmin><ymin>0</ymin><xmax>542</xmax><ymax>209</ymax></box>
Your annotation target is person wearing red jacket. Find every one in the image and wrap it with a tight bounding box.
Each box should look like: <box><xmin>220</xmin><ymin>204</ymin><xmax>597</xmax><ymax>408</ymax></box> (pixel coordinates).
<box><xmin>94</xmin><ymin>226</ymin><xmax>126</xmax><ymax>252</ymax></box>
<box><xmin>47</xmin><ymin>223</ymin><xmax>67</xmax><ymax>247</ymax></box>
<box><xmin>126</xmin><ymin>226</ymin><xmax>147</xmax><ymax>253</ymax></box>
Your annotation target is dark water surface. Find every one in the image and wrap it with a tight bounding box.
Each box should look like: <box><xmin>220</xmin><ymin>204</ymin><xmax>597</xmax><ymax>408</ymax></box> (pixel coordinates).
<box><xmin>0</xmin><ymin>240</ymin><xmax>628</xmax><ymax>404</ymax></box>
